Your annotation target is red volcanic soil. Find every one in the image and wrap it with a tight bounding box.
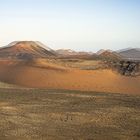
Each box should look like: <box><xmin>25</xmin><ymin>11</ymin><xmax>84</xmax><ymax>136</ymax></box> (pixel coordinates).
<box><xmin>0</xmin><ymin>59</ymin><xmax>140</xmax><ymax>95</ymax></box>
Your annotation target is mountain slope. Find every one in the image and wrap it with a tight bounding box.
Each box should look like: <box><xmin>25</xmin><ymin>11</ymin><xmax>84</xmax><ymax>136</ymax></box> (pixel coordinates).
<box><xmin>56</xmin><ymin>49</ymin><xmax>77</xmax><ymax>56</ymax></box>
<box><xmin>98</xmin><ymin>50</ymin><xmax>121</xmax><ymax>61</ymax></box>
<box><xmin>56</xmin><ymin>49</ymin><xmax>92</xmax><ymax>56</ymax></box>
<box><xmin>0</xmin><ymin>41</ymin><xmax>56</xmax><ymax>59</ymax></box>
<box><xmin>118</xmin><ymin>48</ymin><xmax>140</xmax><ymax>61</ymax></box>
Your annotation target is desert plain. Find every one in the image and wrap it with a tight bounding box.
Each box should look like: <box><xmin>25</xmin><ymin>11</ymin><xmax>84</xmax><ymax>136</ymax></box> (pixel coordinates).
<box><xmin>0</xmin><ymin>41</ymin><xmax>139</xmax><ymax>140</ymax></box>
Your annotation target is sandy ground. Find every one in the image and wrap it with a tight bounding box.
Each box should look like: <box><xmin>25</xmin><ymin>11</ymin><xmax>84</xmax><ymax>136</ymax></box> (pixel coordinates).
<box><xmin>0</xmin><ymin>59</ymin><xmax>140</xmax><ymax>95</ymax></box>
<box><xmin>0</xmin><ymin>89</ymin><xmax>140</xmax><ymax>140</ymax></box>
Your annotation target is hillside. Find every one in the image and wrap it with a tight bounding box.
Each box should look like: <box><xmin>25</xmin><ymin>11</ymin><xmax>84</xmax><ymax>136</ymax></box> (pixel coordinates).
<box><xmin>98</xmin><ymin>50</ymin><xmax>121</xmax><ymax>61</ymax></box>
<box><xmin>0</xmin><ymin>41</ymin><xmax>56</xmax><ymax>59</ymax></box>
<box><xmin>0</xmin><ymin>41</ymin><xmax>139</xmax><ymax>95</ymax></box>
<box><xmin>118</xmin><ymin>48</ymin><xmax>140</xmax><ymax>61</ymax></box>
<box><xmin>0</xmin><ymin>59</ymin><xmax>139</xmax><ymax>94</ymax></box>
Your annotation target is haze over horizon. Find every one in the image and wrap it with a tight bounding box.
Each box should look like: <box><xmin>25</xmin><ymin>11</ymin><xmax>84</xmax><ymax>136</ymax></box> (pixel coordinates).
<box><xmin>0</xmin><ymin>0</ymin><xmax>140</xmax><ymax>52</ymax></box>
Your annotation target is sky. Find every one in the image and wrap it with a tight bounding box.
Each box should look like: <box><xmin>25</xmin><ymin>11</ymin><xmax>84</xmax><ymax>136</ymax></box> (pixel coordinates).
<box><xmin>0</xmin><ymin>0</ymin><xmax>140</xmax><ymax>52</ymax></box>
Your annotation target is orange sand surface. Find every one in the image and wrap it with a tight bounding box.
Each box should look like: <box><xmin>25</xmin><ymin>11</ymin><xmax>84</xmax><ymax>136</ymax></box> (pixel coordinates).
<box><xmin>0</xmin><ymin>59</ymin><xmax>140</xmax><ymax>95</ymax></box>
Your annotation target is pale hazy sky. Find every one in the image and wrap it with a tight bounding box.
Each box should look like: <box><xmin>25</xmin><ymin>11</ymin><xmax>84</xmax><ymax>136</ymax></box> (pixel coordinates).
<box><xmin>0</xmin><ymin>0</ymin><xmax>140</xmax><ymax>52</ymax></box>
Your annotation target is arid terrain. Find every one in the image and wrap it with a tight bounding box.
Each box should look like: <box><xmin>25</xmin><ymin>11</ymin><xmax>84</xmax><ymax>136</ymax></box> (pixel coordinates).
<box><xmin>0</xmin><ymin>88</ymin><xmax>140</xmax><ymax>140</ymax></box>
<box><xmin>0</xmin><ymin>41</ymin><xmax>140</xmax><ymax>140</ymax></box>
<box><xmin>0</xmin><ymin>58</ymin><xmax>140</xmax><ymax>95</ymax></box>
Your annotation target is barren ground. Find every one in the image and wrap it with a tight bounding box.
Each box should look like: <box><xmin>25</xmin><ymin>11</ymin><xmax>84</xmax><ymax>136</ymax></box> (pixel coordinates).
<box><xmin>0</xmin><ymin>88</ymin><xmax>140</xmax><ymax>140</ymax></box>
<box><xmin>0</xmin><ymin>59</ymin><xmax>140</xmax><ymax>95</ymax></box>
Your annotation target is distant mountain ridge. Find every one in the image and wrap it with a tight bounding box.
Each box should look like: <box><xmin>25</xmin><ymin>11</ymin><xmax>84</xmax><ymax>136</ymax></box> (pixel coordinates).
<box><xmin>56</xmin><ymin>49</ymin><xmax>77</xmax><ymax>56</ymax></box>
<box><xmin>98</xmin><ymin>50</ymin><xmax>121</xmax><ymax>61</ymax></box>
<box><xmin>118</xmin><ymin>48</ymin><xmax>140</xmax><ymax>61</ymax></box>
<box><xmin>56</xmin><ymin>49</ymin><xmax>93</xmax><ymax>56</ymax></box>
<box><xmin>96</xmin><ymin>49</ymin><xmax>112</xmax><ymax>55</ymax></box>
<box><xmin>97</xmin><ymin>48</ymin><xmax>140</xmax><ymax>61</ymax></box>
<box><xmin>0</xmin><ymin>41</ymin><xmax>139</xmax><ymax>61</ymax></box>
